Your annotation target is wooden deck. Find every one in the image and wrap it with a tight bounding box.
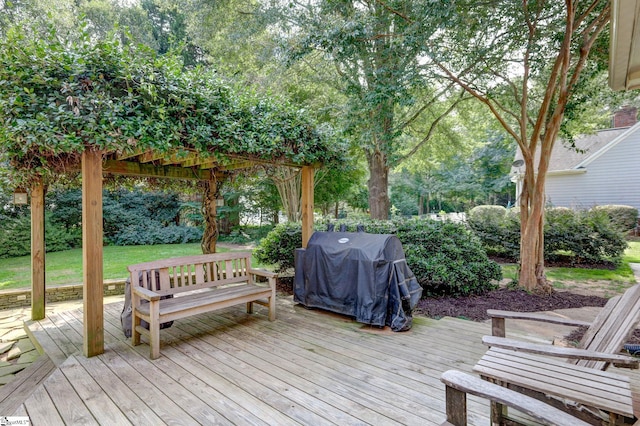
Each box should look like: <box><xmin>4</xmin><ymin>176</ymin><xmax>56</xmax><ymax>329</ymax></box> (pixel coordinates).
<box><xmin>11</xmin><ymin>296</ymin><xmax>603</xmax><ymax>425</ymax></box>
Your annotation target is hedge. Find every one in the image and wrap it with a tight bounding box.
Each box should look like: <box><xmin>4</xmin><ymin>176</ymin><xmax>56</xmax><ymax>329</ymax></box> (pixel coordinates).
<box><xmin>255</xmin><ymin>218</ymin><xmax>501</xmax><ymax>297</ymax></box>
<box><xmin>468</xmin><ymin>205</ymin><xmax>628</xmax><ymax>265</ymax></box>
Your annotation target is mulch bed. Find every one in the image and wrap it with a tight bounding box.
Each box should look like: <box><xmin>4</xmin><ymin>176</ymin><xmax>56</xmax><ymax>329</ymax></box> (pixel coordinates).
<box><xmin>277</xmin><ymin>277</ymin><xmax>608</xmax><ymax>322</ymax></box>
<box><xmin>414</xmin><ymin>288</ymin><xmax>608</xmax><ymax>321</ymax></box>
<box><xmin>276</xmin><ymin>277</ymin><xmax>640</xmax><ymax>343</ymax></box>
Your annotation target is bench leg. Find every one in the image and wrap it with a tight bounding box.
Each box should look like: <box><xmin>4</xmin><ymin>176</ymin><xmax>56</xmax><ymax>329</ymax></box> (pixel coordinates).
<box><xmin>246</xmin><ymin>302</ymin><xmax>254</xmax><ymax>314</ymax></box>
<box><xmin>149</xmin><ymin>300</ymin><xmax>160</xmax><ymax>360</ymax></box>
<box><xmin>132</xmin><ymin>310</ymin><xmax>141</xmax><ymax>346</ymax></box>
<box><xmin>268</xmin><ymin>278</ymin><xmax>276</xmax><ymax>321</ymax></box>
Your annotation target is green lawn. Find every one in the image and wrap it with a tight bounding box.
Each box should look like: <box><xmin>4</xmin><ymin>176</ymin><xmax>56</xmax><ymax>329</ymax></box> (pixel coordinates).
<box><xmin>0</xmin><ymin>244</ymin><xmax>217</xmax><ymax>290</ymax></box>
<box><xmin>3</xmin><ymin>241</ymin><xmax>639</xmax><ymax>292</ymax></box>
<box><xmin>501</xmin><ymin>241</ymin><xmax>640</xmax><ymax>291</ymax></box>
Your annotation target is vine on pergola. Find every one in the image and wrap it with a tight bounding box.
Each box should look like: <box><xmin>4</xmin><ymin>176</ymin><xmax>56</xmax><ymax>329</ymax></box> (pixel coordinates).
<box><xmin>0</xmin><ymin>24</ymin><xmax>343</xmax><ymax>187</ymax></box>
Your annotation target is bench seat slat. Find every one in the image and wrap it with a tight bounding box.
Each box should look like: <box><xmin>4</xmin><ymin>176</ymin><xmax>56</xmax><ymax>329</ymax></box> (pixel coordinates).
<box><xmin>135</xmin><ymin>284</ymin><xmax>272</xmax><ymax>317</ymax></box>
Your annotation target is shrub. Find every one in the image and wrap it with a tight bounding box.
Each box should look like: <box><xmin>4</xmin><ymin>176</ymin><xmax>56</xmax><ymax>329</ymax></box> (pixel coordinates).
<box><xmin>111</xmin><ymin>224</ymin><xmax>202</xmax><ymax>246</ymax></box>
<box><xmin>467</xmin><ymin>205</ymin><xmax>508</xmax><ymax>257</ymax></box>
<box><xmin>0</xmin><ymin>214</ymin><xmax>80</xmax><ymax>259</ymax></box>
<box><xmin>255</xmin><ymin>218</ymin><xmax>502</xmax><ymax>297</ymax></box>
<box><xmin>592</xmin><ymin>205</ymin><xmax>638</xmax><ymax>232</ymax></box>
<box><xmin>469</xmin><ymin>205</ymin><xmax>627</xmax><ymax>265</ymax></box>
<box><xmin>254</xmin><ymin>222</ymin><xmax>307</xmax><ymax>271</ymax></box>
<box><xmin>393</xmin><ymin>219</ymin><xmax>501</xmax><ymax>297</ymax></box>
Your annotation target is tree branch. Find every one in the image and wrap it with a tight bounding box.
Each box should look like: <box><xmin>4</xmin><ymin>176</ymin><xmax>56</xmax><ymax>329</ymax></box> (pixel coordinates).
<box><xmin>394</xmin><ymin>89</ymin><xmax>467</xmax><ymax>165</ymax></box>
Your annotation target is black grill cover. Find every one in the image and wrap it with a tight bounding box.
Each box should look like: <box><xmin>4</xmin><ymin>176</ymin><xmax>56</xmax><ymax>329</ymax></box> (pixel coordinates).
<box><xmin>294</xmin><ymin>232</ymin><xmax>422</xmax><ymax>331</ymax></box>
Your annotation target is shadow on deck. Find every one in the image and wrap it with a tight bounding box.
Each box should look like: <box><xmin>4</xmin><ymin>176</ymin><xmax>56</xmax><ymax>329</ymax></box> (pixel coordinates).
<box><xmin>17</xmin><ymin>297</ymin><xmax>498</xmax><ymax>425</ymax></box>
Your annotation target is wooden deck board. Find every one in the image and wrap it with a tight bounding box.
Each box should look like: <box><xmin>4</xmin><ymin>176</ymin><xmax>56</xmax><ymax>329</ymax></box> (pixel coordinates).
<box><xmin>0</xmin><ymin>353</ymin><xmax>56</xmax><ymax>415</ymax></box>
<box><xmin>24</xmin><ymin>296</ymin><xmax>514</xmax><ymax>425</ymax></box>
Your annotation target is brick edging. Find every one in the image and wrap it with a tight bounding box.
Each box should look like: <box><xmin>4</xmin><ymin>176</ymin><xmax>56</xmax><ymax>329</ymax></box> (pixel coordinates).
<box><xmin>0</xmin><ymin>279</ymin><xmax>126</xmax><ymax>310</ymax></box>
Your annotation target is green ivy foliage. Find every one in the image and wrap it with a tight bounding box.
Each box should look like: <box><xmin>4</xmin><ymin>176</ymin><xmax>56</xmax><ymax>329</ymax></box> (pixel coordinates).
<box><xmin>0</xmin><ymin>22</ymin><xmax>344</xmax><ymax>186</ymax></box>
<box><xmin>255</xmin><ymin>218</ymin><xmax>501</xmax><ymax>297</ymax></box>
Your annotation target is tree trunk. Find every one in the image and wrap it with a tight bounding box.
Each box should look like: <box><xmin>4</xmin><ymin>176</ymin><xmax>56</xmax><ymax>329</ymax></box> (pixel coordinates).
<box><xmin>517</xmin><ymin>159</ymin><xmax>552</xmax><ymax>293</ymax></box>
<box><xmin>201</xmin><ymin>176</ymin><xmax>219</xmax><ymax>254</ymax></box>
<box><xmin>367</xmin><ymin>149</ymin><xmax>390</xmax><ymax>220</ymax></box>
<box><xmin>271</xmin><ymin>166</ymin><xmax>302</xmax><ymax>222</ymax></box>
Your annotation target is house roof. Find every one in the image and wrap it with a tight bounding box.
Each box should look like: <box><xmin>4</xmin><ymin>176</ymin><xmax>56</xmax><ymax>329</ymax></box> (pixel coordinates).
<box><xmin>512</xmin><ymin>124</ymin><xmax>638</xmax><ymax>174</ymax></box>
<box><xmin>547</xmin><ymin>127</ymin><xmax>631</xmax><ymax>171</ymax></box>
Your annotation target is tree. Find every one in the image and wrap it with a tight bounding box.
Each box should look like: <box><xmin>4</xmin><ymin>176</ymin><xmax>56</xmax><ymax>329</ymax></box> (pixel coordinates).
<box><xmin>277</xmin><ymin>0</ymin><xmax>465</xmax><ymax>219</ymax></box>
<box><xmin>429</xmin><ymin>0</ymin><xmax>610</xmax><ymax>292</ymax></box>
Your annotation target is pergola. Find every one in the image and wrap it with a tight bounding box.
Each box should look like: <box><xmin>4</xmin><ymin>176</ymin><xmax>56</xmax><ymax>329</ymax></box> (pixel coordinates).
<box><xmin>27</xmin><ymin>147</ymin><xmax>315</xmax><ymax>357</ymax></box>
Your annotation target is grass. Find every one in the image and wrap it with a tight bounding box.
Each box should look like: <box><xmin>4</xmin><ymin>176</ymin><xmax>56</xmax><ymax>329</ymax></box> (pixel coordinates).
<box><xmin>500</xmin><ymin>241</ymin><xmax>640</xmax><ymax>292</ymax></box>
<box><xmin>0</xmin><ymin>244</ymin><xmax>226</xmax><ymax>291</ymax></box>
<box><xmin>2</xmin><ymin>241</ymin><xmax>639</xmax><ymax>292</ymax></box>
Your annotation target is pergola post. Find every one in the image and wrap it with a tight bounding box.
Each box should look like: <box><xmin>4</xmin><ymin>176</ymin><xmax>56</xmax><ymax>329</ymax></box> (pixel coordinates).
<box><xmin>30</xmin><ymin>179</ymin><xmax>46</xmax><ymax>321</ymax></box>
<box><xmin>301</xmin><ymin>165</ymin><xmax>314</xmax><ymax>248</ymax></box>
<box><xmin>82</xmin><ymin>149</ymin><xmax>104</xmax><ymax>357</ymax></box>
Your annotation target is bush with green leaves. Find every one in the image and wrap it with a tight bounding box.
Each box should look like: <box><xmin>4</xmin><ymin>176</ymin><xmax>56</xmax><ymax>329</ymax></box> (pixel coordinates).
<box><xmin>255</xmin><ymin>218</ymin><xmax>501</xmax><ymax>297</ymax></box>
<box><xmin>469</xmin><ymin>205</ymin><xmax>628</xmax><ymax>265</ymax></box>
<box><xmin>592</xmin><ymin>205</ymin><xmax>638</xmax><ymax>232</ymax></box>
<box><xmin>254</xmin><ymin>222</ymin><xmax>307</xmax><ymax>271</ymax></box>
<box><xmin>467</xmin><ymin>205</ymin><xmax>508</xmax><ymax>256</ymax></box>
<box><xmin>0</xmin><ymin>213</ymin><xmax>80</xmax><ymax>259</ymax></box>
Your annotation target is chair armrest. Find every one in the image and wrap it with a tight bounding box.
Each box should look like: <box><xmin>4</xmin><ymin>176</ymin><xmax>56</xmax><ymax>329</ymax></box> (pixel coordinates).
<box><xmin>482</xmin><ymin>335</ymin><xmax>639</xmax><ymax>368</ymax></box>
<box><xmin>132</xmin><ymin>286</ymin><xmax>161</xmax><ymax>302</ymax></box>
<box><xmin>440</xmin><ymin>370</ymin><xmax>591</xmax><ymax>426</ymax></box>
<box><xmin>487</xmin><ymin>309</ymin><xmax>592</xmax><ymax>327</ymax></box>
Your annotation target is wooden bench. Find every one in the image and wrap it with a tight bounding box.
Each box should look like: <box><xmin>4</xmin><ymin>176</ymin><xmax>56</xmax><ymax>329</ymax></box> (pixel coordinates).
<box><xmin>128</xmin><ymin>252</ymin><xmax>276</xmax><ymax>359</ymax></box>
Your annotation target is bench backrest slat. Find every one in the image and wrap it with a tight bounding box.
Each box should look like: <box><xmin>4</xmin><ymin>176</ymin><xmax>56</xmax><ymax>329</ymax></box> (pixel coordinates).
<box><xmin>128</xmin><ymin>252</ymin><xmax>255</xmax><ymax>296</ymax></box>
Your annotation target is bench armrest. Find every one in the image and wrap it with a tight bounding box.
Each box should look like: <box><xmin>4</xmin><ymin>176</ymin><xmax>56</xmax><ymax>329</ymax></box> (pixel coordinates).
<box><xmin>482</xmin><ymin>335</ymin><xmax>640</xmax><ymax>368</ymax></box>
<box><xmin>440</xmin><ymin>370</ymin><xmax>591</xmax><ymax>426</ymax></box>
<box><xmin>249</xmin><ymin>268</ymin><xmax>278</xmax><ymax>279</ymax></box>
<box><xmin>132</xmin><ymin>286</ymin><xmax>162</xmax><ymax>302</ymax></box>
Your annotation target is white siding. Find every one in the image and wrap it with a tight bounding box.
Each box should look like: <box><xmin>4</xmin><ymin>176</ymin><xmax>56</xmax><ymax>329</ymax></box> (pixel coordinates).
<box><xmin>545</xmin><ymin>127</ymin><xmax>640</xmax><ymax>210</ymax></box>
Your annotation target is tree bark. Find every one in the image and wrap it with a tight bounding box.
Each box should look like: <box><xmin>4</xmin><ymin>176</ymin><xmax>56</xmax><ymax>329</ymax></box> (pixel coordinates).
<box><xmin>367</xmin><ymin>149</ymin><xmax>390</xmax><ymax>220</ymax></box>
<box><xmin>201</xmin><ymin>173</ymin><xmax>221</xmax><ymax>254</ymax></box>
<box><xmin>271</xmin><ymin>166</ymin><xmax>302</xmax><ymax>222</ymax></box>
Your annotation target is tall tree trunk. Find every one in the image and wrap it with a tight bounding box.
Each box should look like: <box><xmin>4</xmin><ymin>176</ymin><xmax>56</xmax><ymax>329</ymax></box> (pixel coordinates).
<box><xmin>201</xmin><ymin>172</ymin><xmax>221</xmax><ymax>254</ymax></box>
<box><xmin>270</xmin><ymin>166</ymin><xmax>302</xmax><ymax>222</ymax></box>
<box><xmin>367</xmin><ymin>149</ymin><xmax>390</xmax><ymax>220</ymax></box>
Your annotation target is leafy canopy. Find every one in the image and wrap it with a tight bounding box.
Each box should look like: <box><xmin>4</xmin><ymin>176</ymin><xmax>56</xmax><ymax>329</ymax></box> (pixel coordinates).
<box><xmin>0</xmin><ymin>21</ymin><xmax>343</xmax><ymax>186</ymax></box>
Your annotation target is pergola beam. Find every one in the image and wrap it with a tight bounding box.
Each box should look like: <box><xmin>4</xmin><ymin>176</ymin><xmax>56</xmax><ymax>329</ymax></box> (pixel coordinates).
<box><xmin>103</xmin><ymin>159</ymin><xmax>211</xmax><ymax>180</ymax></box>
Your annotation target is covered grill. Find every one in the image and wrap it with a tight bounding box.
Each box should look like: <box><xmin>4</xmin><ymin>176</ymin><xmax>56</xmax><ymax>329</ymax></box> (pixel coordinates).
<box><xmin>294</xmin><ymin>231</ymin><xmax>422</xmax><ymax>331</ymax></box>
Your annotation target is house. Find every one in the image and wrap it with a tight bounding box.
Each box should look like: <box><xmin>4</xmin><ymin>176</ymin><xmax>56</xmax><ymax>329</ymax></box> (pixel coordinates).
<box><xmin>512</xmin><ymin>106</ymin><xmax>640</xmax><ymax>211</ymax></box>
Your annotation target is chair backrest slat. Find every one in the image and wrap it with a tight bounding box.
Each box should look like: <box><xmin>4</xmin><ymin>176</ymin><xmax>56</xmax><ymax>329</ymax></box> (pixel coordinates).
<box><xmin>573</xmin><ymin>284</ymin><xmax>640</xmax><ymax>369</ymax></box>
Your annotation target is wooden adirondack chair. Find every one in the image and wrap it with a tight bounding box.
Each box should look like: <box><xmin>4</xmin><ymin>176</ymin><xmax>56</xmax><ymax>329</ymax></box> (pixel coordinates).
<box><xmin>474</xmin><ymin>284</ymin><xmax>640</xmax><ymax>425</ymax></box>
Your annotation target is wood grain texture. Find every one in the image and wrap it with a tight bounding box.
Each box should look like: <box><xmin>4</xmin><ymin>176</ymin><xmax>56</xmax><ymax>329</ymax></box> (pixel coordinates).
<box><xmin>441</xmin><ymin>370</ymin><xmax>591</xmax><ymax>426</ymax></box>
<box><xmin>82</xmin><ymin>149</ymin><xmax>104</xmax><ymax>357</ymax></box>
<box><xmin>301</xmin><ymin>165</ymin><xmax>314</xmax><ymax>248</ymax></box>
<box><xmin>30</xmin><ymin>180</ymin><xmax>46</xmax><ymax>321</ymax></box>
